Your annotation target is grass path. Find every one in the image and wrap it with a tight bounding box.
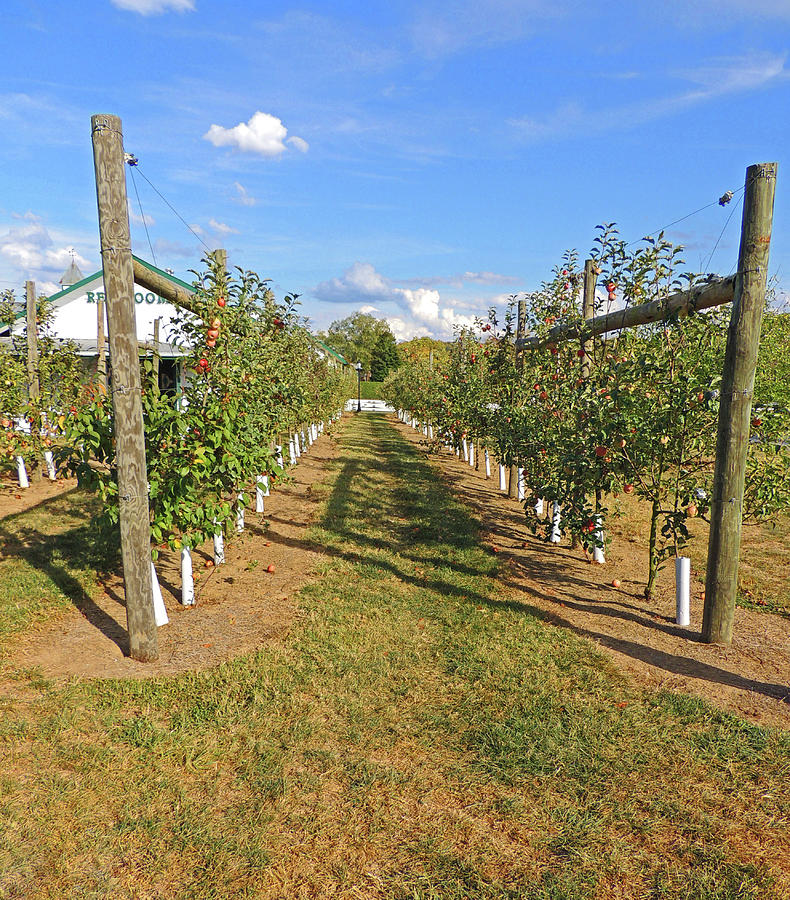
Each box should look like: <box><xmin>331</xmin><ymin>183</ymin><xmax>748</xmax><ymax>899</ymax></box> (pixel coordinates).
<box><xmin>1</xmin><ymin>414</ymin><xmax>789</xmax><ymax>899</ymax></box>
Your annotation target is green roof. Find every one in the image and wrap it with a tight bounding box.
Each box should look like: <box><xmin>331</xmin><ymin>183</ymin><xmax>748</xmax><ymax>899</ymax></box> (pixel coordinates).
<box><xmin>313</xmin><ymin>337</ymin><xmax>349</xmax><ymax>365</ymax></box>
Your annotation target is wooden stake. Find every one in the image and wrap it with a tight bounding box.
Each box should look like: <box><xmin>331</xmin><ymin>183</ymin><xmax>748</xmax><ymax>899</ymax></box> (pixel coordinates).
<box><xmin>509</xmin><ymin>298</ymin><xmax>526</xmax><ymax>498</ymax></box>
<box><xmin>152</xmin><ymin>317</ymin><xmax>161</xmax><ymax>390</ymax></box>
<box><xmin>703</xmin><ymin>162</ymin><xmax>777</xmax><ymax>645</ymax></box>
<box><xmin>97</xmin><ymin>294</ymin><xmax>107</xmax><ymax>390</ymax></box>
<box><xmin>25</xmin><ymin>281</ymin><xmax>41</xmax><ymax>481</ymax></box>
<box><xmin>581</xmin><ymin>260</ymin><xmax>595</xmax><ymax>380</ymax></box>
<box><xmin>25</xmin><ymin>281</ymin><xmax>39</xmax><ymax>402</ymax></box>
<box><xmin>91</xmin><ymin>113</ymin><xmax>158</xmax><ymax>662</ymax></box>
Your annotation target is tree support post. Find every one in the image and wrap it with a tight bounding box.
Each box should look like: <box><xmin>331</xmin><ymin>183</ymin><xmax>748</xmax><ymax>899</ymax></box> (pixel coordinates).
<box><xmin>509</xmin><ymin>298</ymin><xmax>526</xmax><ymax>498</ymax></box>
<box><xmin>25</xmin><ymin>281</ymin><xmax>41</xmax><ymax>481</ymax></box>
<box><xmin>91</xmin><ymin>113</ymin><xmax>158</xmax><ymax>662</ymax></box>
<box><xmin>702</xmin><ymin>162</ymin><xmax>777</xmax><ymax>645</ymax></box>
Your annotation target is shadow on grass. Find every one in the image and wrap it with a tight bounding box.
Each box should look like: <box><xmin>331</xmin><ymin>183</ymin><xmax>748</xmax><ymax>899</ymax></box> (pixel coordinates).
<box><xmin>321</xmin><ymin>415</ymin><xmax>790</xmax><ymax>708</ymax></box>
<box><xmin>0</xmin><ymin>497</ymin><xmax>129</xmax><ymax>655</ymax></box>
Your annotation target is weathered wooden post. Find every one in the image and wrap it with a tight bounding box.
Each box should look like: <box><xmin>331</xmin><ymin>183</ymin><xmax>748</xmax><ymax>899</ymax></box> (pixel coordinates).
<box><xmin>25</xmin><ymin>280</ymin><xmax>41</xmax><ymax>481</ymax></box>
<box><xmin>97</xmin><ymin>294</ymin><xmax>107</xmax><ymax>390</ymax></box>
<box><xmin>509</xmin><ymin>298</ymin><xmax>526</xmax><ymax>498</ymax></box>
<box><xmin>703</xmin><ymin>162</ymin><xmax>777</xmax><ymax>645</ymax></box>
<box><xmin>91</xmin><ymin>113</ymin><xmax>158</xmax><ymax>662</ymax></box>
<box><xmin>152</xmin><ymin>317</ymin><xmax>161</xmax><ymax>391</ymax></box>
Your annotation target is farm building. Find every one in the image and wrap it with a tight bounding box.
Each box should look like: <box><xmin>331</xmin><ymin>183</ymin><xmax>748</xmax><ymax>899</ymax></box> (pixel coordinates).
<box><xmin>1</xmin><ymin>257</ymin><xmax>197</xmax><ymax>392</ymax></box>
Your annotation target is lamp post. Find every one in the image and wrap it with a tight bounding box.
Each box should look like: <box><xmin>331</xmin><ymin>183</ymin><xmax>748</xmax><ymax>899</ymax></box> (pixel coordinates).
<box><xmin>355</xmin><ymin>362</ymin><xmax>362</xmax><ymax>412</ymax></box>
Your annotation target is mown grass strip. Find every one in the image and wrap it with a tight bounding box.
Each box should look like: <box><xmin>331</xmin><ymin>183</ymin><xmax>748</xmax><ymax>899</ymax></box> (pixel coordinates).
<box><xmin>1</xmin><ymin>414</ymin><xmax>788</xmax><ymax>899</ymax></box>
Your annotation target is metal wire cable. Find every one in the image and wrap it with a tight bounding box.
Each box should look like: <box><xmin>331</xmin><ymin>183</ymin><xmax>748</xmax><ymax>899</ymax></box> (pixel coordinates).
<box><xmin>134</xmin><ymin>165</ymin><xmax>212</xmax><ymax>253</ymax></box>
<box><xmin>129</xmin><ymin>166</ymin><xmax>158</xmax><ymax>267</ymax></box>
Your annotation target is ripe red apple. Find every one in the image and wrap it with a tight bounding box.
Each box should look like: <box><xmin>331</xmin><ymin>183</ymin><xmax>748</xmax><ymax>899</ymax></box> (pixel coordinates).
<box><xmin>266</xmin><ymin>564</ymin><xmax>276</xmax><ymax>573</ymax></box>
<box><xmin>198</xmin><ymin>358</ymin><xmax>209</xmax><ymax>370</ymax></box>
<box><xmin>612</xmin><ymin>579</ymin><xmax>621</xmax><ymax>588</ymax></box>
<box><xmin>686</xmin><ymin>504</ymin><xmax>698</xmax><ymax>518</ymax></box>
<box><xmin>595</xmin><ymin>445</ymin><xmax>608</xmax><ymax>458</ymax></box>
<box><xmin>217</xmin><ymin>296</ymin><xmax>226</xmax><ymax>307</ymax></box>
<box><xmin>623</xmin><ymin>484</ymin><xmax>634</xmax><ymax>494</ymax></box>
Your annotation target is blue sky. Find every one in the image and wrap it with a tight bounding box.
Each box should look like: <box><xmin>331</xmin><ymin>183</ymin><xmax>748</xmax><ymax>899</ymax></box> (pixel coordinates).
<box><xmin>1</xmin><ymin>0</ymin><xmax>788</xmax><ymax>339</ymax></box>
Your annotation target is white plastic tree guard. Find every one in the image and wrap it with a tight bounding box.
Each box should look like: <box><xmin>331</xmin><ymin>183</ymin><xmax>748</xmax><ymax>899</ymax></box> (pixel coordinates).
<box><xmin>550</xmin><ymin>502</ymin><xmax>562</xmax><ymax>543</ymax></box>
<box><xmin>592</xmin><ymin>516</ymin><xmax>606</xmax><ymax>564</ymax></box>
<box><xmin>499</xmin><ymin>464</ymin><xmax>507</xmax><ymax>491</ymax></box>
<box><xmin>428</xmin><ymin>424</ymin><xmax>434</xmax><ymax>440</ymax></box>
<box><xmin>180</xmin><ymin>547</ymin><xmax>195</xmax><ymax>606</ymax></box>
<box><xmin>288</xmin><ymin>438</ymin><xmax>296</xmax><ymax>465</ymax></box>
<box><xmin>484</xmin><ymin>450</ymin><xmax>491</xmax><ymax>479</ymax></box>
<box><xmin>213</xmin><ymin>526</ymin><xmax>225</xmax><ymax>566</ymax></box>
<box><xmin>16</xmin><ymin>456</ymin><xmax>29</xmax><ymax>489</ymax></box>
<box><xmin>462</xmin><ymin>439</ymin><xmax>468</xmax><ymax>462</ymax></box>
<box><xmin>276</xmin><ymin>445</ymin><xmax>284</xmax><ymax>468</ymax></box>
<box><xmin>468</xmin><ymin>443</ymin><xmax>475</xmax><ymax>468</ymax></box>
<box><xmin>675</xmin><ymin>556</ymin><xmax>691</xmax><ymax>626</ymax></box>
<box><xmin>517</xmin><ymin>467</ymin><xmax>526</xmax><ymax>501</ymax></box>
<box><xmin>150</xmin><ymin>562</ymin><xmax>169</xmax><ymax>625</ymax></box>
<box><xmin>236</xmin><ymin>495</ymin><xmax>245</xmax><ymax>533</ymax></box>
<box><xmin>535</xmin><ymin>498</ymin><xmax>545</xmax><ymax>517</ymax></box>
<box><xmin>44</xmin><ymin>451</ymin><xmax>57</xmax><ymax>480</ymax></box>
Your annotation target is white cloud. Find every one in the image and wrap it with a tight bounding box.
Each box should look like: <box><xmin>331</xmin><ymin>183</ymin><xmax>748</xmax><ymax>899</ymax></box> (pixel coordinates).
<box><xmin>287</xmin><ymin>135</ymin><xmax>310</xmax><ymax>153</ymax></box>
<box><xmin>208</xmin><ymin>218</ymin><xmax>239</xmax><ymax>235</ymax></box>
<box><xmin>110</xmin><ymin>0</ymin><xmax>195</xmax><ymax>14</ymax></box>
<box><xmin>203</xmin><ymin>111</ymin><xmax>308</xmax><ymax>158</ymax></box>
<box><xmin>359</xmin><ymin>304</ymin><xmax>380</xmax><ymax>314</ymax></box>
<box><xmin>233</xmin><ymin>181</ymin><xmax>257</xmax><ymax>206</ymax></box>
<box><xmin>0</xmin><ymin>214</ymin><xmax>91</xmax><ymax>276</ymax></box>
<box><xmin>511</xmin><ymin>51</ymin><xmax>787</xmax><ymax>141</ymax></box>
<box><xmin>313</xmin><ymin>261</ymin><xmax>483</xmax><ymax>339</ymax></box>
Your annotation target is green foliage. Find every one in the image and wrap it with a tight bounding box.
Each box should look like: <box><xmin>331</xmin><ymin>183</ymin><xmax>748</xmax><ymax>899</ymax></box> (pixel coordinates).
<box><xmin>57</xmin><ymin>254</ymin><xmax>354</xmax><ymax>558</ymax></box>
<box><xmin>384</xmin><ymin>226</ymin><xmax>790</xmax><ymax>598</ymax></box>
<box><xmin>318</xmin><ymin>312</ymin><xmax>393</xmax><ymax>376</ymax></box>
<box><xmin>370</xmin><ymin>329</ymin><xmax>400</xmax><ymax>381</ymax></box>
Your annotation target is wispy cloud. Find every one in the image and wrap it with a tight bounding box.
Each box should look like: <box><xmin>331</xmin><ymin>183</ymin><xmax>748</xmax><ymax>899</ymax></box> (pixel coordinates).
<box><xmin>409</xmin><ymin>0</ymin><xmax>568</xmax><ymax>58</ymax></box>
<box><xmin>232</xmin><ymin>181</ymin><xmax>257</xmax><ymax>206</ymax></box>
<box><xmin>510</xmin><ymin>51</ymin><xmax>787</xmax><ymax>141</ymax></box>
<box><xmin>204</xmin><ymin>111</ymin><xmax>308</xmax><ymax>158</ymax></box>
<box><xmin>110</xmin><ymin>0</ymin><xmax>195</xmax><ymax>14</ymax></box>
<box><xmin>208</xmin><ymin>218</ymin><xmax>239</xmax><ymax>236</ymax></box>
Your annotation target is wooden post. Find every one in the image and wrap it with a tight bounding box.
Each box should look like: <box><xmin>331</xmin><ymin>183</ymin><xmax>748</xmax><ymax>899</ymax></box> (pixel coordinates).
<box><xmin>581</xmin><ymin>260</ymin><xmax>595</xmax><ymax>379</ymax></box>
<box><xmin>152</xmin><ymin>317</ymin><xmax>161</xmax><ymax>391</ymax></box>
<box><xmin>703</xmin><ymin>162</ymin><xmax>777</xmax><ymax>645</ymax></box>
<box><xmin>91</xmin><ymin>113</ymin><xmax>158</xmax><ymax>662</ymax></box>
<box><xmin>97</xmin><ymin>294</ymin><xmax>107</xmax><ymax>390</ymax></box>
<box><xmin>25</xmin><ymin>281</ymin><xmax>41</xmax><ymax>482</ymax></box>
<box><xmin>25</xmin><ymin>281</ymin><xmax>39</xmax><ymax>402</ymax></box>
<box><xmin>509</xmin><ymin>298</ymin><xmax>526</xmax><ymax>498</ymax></box>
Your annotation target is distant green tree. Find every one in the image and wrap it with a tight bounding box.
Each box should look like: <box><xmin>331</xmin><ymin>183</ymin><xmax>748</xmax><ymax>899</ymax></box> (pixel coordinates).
<box><xmin>318</xmin><ymin>312</ymin><xmax>391</xmax><ymax>377</ymax></box>
<box><xmin>370</xmin><ymin>330</ymin><xmax>400</xmax><ymax>381</ymax></box>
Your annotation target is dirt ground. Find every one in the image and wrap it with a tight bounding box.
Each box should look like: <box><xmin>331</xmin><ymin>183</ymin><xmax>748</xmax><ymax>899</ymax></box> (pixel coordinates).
<box><xmin>393</xmin><ymin>418</ymin><xmax>790</xmax><ymax>730</ymax></box>
<box><xmin>0</xmin><ymin>468</ymin><xmax>77</xmax><ymax>517</ymax></box>
<box><xmin>2</xmin><ymin>428</ymin><xmax>341</xmax><ymax>682</ymax></box>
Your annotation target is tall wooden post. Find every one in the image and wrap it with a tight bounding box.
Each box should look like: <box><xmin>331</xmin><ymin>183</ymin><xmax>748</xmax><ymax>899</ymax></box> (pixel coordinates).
<box><xmin>509</xmin><ymin>298</ymin><xmax>526</xmax><ymax>498</ymax></box>
<box><xmin>703</xmin><ymin>162</ymin><xmax>777</xmax><ymax>645</ymax></box>
<box><xmin>91</xmin><ymin>113</ymin><xmax>158</xmax><ymax>662</ymax></box>
<box><xmin>581</xmin><ymin>260</ymin><xmax>595</xmax><ymax>380</ymax></box>
<box><xmin>152</xmin><ymin>317</ymin><xmax>161</xmax><ymax>391</ymax></box>
<box><xmin>97</xmin><ymin>295</ymin><xmax>107</xmax><ymax>391</ymax></box>
<box><xmin>25</xmin><ymin>281</ymin><xmax>41</xmax><ymax>481</ymax></box>
<box><xmin>25</xmin><ymin>280</ymin><xmax>39</xmax><ymax>403</ymax></box>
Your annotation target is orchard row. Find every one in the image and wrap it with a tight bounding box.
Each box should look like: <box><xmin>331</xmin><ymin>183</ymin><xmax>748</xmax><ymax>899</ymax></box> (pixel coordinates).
<box><xmin>383</xmin><ymin>228</ymin><xmax>790</xmax><ymax>598</ymax></box>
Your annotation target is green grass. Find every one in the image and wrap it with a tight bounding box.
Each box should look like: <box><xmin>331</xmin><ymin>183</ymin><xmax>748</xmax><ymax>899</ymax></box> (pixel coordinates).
<box><xmin>1</xmin><ymin>415</ymin><xmax>789</xmax><ymax>898</ymax></box>
<box><xmin>354</xmin><ymin>380</ymin><xmax>384</xmax><ymax>399</ymax></box>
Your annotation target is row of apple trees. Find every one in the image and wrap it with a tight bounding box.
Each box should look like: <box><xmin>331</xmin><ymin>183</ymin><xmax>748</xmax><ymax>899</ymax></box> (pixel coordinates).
<box><xmin>0</xmin><ymin>292</ymin><xmax>85</xmax><ymax>476</ymax></box>
<box><xmin>2</xmin><ymin>255</ymin><xmax>354</xmax><ymax>564</ymax></box>
<box><xmin>383</xmin><ymin>227</ymin><xmax>790</xmax><ymax>597</ymax></box>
